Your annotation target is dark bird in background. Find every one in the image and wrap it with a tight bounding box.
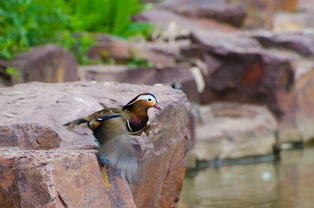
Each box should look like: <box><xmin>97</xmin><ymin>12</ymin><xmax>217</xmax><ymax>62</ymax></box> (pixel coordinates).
<box><xmin>64</xmin><ymin>93</ymin><xmax>162</xmax><ymax>186</ymax></box>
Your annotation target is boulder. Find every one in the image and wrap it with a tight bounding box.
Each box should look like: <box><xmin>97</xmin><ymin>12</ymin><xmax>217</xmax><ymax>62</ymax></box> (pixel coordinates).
<box><xmin>180</xmin><ymin>30</ymin><xmax>314</xmax><ymax>143</ymax></box>
<box><xmin>0</xmin><ymin>148</ymin><xmax>136</xmax><ymax>208</ymax></box>
<box><xmin>8</xmin><ymin>44</ymin><xmax>78</xmax><ymax>84</ymax></box>
<box><xmin>134</xmin><ymin>8</ymin><xmax>237</xmax><ymax>38</ymax></box>
<box><xmin>181</xmin><ymin>31</ymin><xmax>295</xmax><ymax>116</ymax></box>
<box><xmin>0</xmin><ymin>81</ymin><xmax>191</xmax><ymax>208</ymax></box>
<box><xmin>87</xmin><ymin>34</ymin><xmax>186</xmax><ymax>67</ymax></box>
<box><xmin>275</xmin><ymin>53</ymin><xmax>314</xmax><ymax>143</ymax></box>
<box><xmin>235</xmin><ymin>0</ymin><xmax>298</xmax><ymax>29</ymax></box>
<box><xmin>0</xmin><ymin>124</ymin><xmax>61</xmax><ymax>150</ymax></box>
<box><xmin>298</xmin><ymin>0</ymin><xmax>314</xmax><ymax>11</ymax></box>
<box><xmin>253</xmin><ymin>31</ymin><xmax>314</xmax><ymax>57</ymax></box>
<box><xmin>78</xmin><ymin>65</ymin><xmax>202</xmax><ymax>103</ymax></box>
<box><xmin>193</xmin><ymin>102</ymin><xmax>277</xmax><ymax>161</ymax></box>
<box><xmin>134</xmin><ymin>41</ymin><xmax>188</xmax><ymax>68</ymax></box>
<box><xmin>87</xmin><ymin>34</ymin><xmax>134</xmax><ymax>63</ymax></box>
<box><xmin>160</xmin><ymin>0</ymin><xmax>246</xmax><ymax>27</ymax></box>
<box><xmin>273</xmin><ymin>11</ymin><xmax>314</xmax><ymax>32</ymax></box>
<box><xmin>243</xmin><ymin>31</ymin><xmax>314</xmax><ymax>143</ymax></box>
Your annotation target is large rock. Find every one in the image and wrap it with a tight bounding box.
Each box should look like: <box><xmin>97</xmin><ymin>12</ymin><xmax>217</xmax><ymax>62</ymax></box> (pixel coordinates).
<box><xmin>87</xmin><ymin>34</ymin><xmax>134</xmax><ymax>63</ymax></box>
<box><xmin>0</xmin><ymin>124</ymin><xmax>61</xmax><ymax>150</ymax></box>
<box><xmin>275</xmin><ymin>53</ymin><xmax>314</xmax><ymax>143</ymax></box>
<box><xmin>78</xmin><ymin>65</ymin><xmax>202</xmax><ymax>103</ymax></box>
<box><xmin>273</xmin><ymin>11</ymin><xmax>314</xmax><ymax>32</ymax></box>
<box><xmin>181</xmin><ymin>31</ymin><xmax>295</xmax><ymax>116</ymax></box>
<box><xmin>9</xmin><ymin>44</ymin><xmax>78</xmax><ymax>84</ymax></box>
<box><xmin>298</xmin><ymin>0</ymin><xmax>314</xmax><ymax>11</ymax></box>
<box><xmin>160</xmin><ymin>0</ymin><xmax>246</xmax><ymax>27</ymax></box>
<box><xmin>245</xmin><ymin>31</ymin><xmax>314</xmax><ymax>143</ymax></box>
<box><xmin>87</xmin><ymin>34</ymin><xmax>187</xmax><ymax>67</ymax></box>
<box><xmin>181</xmin><ymin>31</ymin><xmax>314</xmax><ymax>143</ymax></box>
<box><xmin>0</xmin><ymin>148</ymin><xmax>136</xmax><ymax>208</ymax></box>
<box><xmin>0</xmin><ymin>81</ymin><xmax>191</xmax><ymax>208</ymax></box>
<box><xmin>134</xmin><ymin>8</ymin><xmax>237</xmax><ymax>38</ymax></box>
<box><xmin>134</xmin><ymin>41</ymin><xmax>188</xmax><ymax>68</ymax></box>
<box><xmin>193</xmin><ymin>102</ymin><xmax>277</xmax><ymax>161</ymax></box>
<box><xmin>253</xmin><ymin>31</ymin><xmax>314</xmax><ymax>57</ymax></box>
<box><xmin>234</xmin><ymin>0</ymin><xmax>298</xmax><ymax>29</ymax></box>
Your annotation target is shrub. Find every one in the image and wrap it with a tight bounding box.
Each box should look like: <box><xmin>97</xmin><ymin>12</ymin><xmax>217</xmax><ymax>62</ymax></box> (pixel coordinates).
<box><xmin>69</xmin><ymin>0</ymin><xmax>153</xmax><ymax>37</ymax></box>
<box><xmin>0</xmin><ymin>0</ymin><xmax>70</xmax><ymax>59</ymax></box>
<box><xmin>0</xmin><ymin>0</ymin><xmax>153</xmax><ymax>64</ymax></box>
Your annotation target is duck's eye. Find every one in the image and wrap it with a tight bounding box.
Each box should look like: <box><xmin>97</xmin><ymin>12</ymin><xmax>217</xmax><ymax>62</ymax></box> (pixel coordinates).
<box><xmin>148</xmin><ymin>98</ymin><xmax>152</xmax><ymax>101</ymax></box>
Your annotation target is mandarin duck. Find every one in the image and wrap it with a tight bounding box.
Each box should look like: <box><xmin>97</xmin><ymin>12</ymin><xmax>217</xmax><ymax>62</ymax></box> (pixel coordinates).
<box><xmin>64</xmin><ymin>93</ymin><xmax>161</xmax><ymax>185</ymax></box>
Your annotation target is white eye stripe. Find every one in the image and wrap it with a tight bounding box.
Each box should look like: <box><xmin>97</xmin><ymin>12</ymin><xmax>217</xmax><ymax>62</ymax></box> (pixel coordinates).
<box><xmin>127</xmin><ymin>95</ymin><xmax>156</xmax><ymax>106</ymax></box>
<box><xmin>136</xmin><ymin>95</ymin><xmax>156</xmax><ymax>103</ymax></box>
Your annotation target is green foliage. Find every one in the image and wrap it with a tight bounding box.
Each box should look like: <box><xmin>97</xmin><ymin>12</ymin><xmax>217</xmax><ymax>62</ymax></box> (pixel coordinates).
<box><xmin>0</xmin><ymin>0</ymin><xmax>70</xmax><ymax>59</ymax></box>
<box><xmin>128</xmin><ymin>56</ymin><xmax>154</xmax><ymax>67</ymax></box>
<box><xmin>0</xmin><ymin>0</ymin><xmax>153</xmax><ymax>64</ymax></box>
<box><xmin>69</xmin><ymin>0</ymin><xmax>154</xmax><ymax>38</ymax></box>
<box><xmin>54</xmin><ymin>31</ymin><xmax>95</xmax><ymax>65</ymax></box>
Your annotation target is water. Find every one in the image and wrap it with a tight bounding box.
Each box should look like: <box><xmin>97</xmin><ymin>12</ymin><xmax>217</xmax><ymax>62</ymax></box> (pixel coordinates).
<box><xmin>181</xmin><ymin>146</ymin><xmax>314</xmax><ymax>208</ymax></box>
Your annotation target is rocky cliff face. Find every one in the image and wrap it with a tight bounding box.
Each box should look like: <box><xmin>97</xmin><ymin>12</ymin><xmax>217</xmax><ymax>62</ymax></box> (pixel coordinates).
<box><xmin>0</xmin><ymin>81</ymin><xmax>191</xmax><ymax>208</ymax></box>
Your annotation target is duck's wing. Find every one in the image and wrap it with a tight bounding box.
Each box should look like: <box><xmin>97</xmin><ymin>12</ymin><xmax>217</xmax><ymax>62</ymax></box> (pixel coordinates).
<box><xmin>63</xmin><ymin>108</ymin><xmax>123</xmax><ymax>131</ymax></box>
<box><xmin>93</xmin><ymin>115</ymin><xmax>139</xmax><ymax>184</ymax></box>
<box><xmin>98</xmin><ymin>133</ymin><xmax>139</xmax><ymax>184</ymax></box>
<box><xmin>64</xmin><ymin>107</ymin><xmax>139</xmax><ymax>184</ymax></box>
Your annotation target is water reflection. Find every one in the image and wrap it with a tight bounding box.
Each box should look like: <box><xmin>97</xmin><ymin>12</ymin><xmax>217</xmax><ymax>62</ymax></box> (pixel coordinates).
<box><xmin>181</xmin><ymin>147</ymin><xmax>314</xmax><ymax>208</ymax></box>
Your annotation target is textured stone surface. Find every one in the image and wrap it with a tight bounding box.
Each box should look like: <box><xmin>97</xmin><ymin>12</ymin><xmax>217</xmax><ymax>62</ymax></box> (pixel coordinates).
<box><xmin>235</xmin><ymin>34</ymin><xmax>314</xmax><ymax>143</ymax></box>
<box><xmin>273</xmin><ymin>12</ymin><xmax>314</xmax><ymax>32</ymax></box>
<box><xmin>88</xmin><ymin>34</ymin><xmax>135</xmax><ymax>63</ymax></box>
<box><xmin>253</xmin><ymin>31</ymin><xmax>314</xmax><ymax>57</ymax></box>
<box><xmin>0</xmin><ymin>81</ymin><xmax>191</xmax><ymax>208</ymax></box>
<box><xmin>0</xmin><ymin>148</ymin><xmax>136</xmax><ymax>208</ymax></box>
<box><xmin>193</xmin><ymin>103</ymin><xmax>277</xmax><ymax>161</ymax></box>
<box><xmin>0</xmin><ymin>123</ymin><xmax>61</xmax><ymax>150</ymax></box>
<box><xmin>78</xmin><ymin>65</ymin><xmax>201</xmax><ymax>103</ymax></box>
<box><xmin>134</xmin><ymin>41</ymin><xmax>189</xmax><ymax>68</ymax></box>
<box><xmin>88</xmin><ymin>34</ymin><xmax>186</xmax><ymax>67</ymax></box>
<box><xmin>181</xmin><ymin>31</ymin><xmax>295</xmax><ymax>116</ymax></box>
<box><xmin>298</xmin><ymin>0</ymin><xmax>314</xmax><ymax>11</ymax></box>
<box><xmin>180</xmin><ymin>30</ymin><xmax>314</xmax><ymax>143</ymax></box>
<box><xmin>275</xmin><ymin>53</ymin><xmax>314</xmax><ymax>143</ymax></box>
<box><xmin>9</xmin><ymin>44</ymin><xmax>78</xmax><ymax>84</ymax></box>
<box><xmin>238</xmin><ymin>0</ymin><xmax>298</xmax><ymax>29</ymax></box>
<box><xmin>134</xmin><ymin>8</ymin><xmax>237</xmax><ymax>37</ymax></box>
<box><xmin>160</xmin><ymin>0</ymin><xmax>246</xmax><ymax>27</ymax></box>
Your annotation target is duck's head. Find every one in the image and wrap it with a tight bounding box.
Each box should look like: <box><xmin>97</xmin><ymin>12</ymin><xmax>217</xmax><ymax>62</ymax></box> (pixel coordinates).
<box><xmin>122</xmin><ymin>93</ymin><xmax>162</xmax><ymax>111</ymax></box>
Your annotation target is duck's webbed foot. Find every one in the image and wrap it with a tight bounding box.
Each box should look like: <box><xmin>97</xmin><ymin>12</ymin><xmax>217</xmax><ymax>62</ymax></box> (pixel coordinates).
<box><xmin>97</xmin><ymin>154</ymin><xmax>112</xmax><ymax>188</ymax></box>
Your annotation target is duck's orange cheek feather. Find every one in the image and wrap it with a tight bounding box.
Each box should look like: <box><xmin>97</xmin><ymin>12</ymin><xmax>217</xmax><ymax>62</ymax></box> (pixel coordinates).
<box><xmin>137</xmin><ymin>100</ymin><xmax>150</xmax><ymax>106</ymax></box>
<box><xmin>133</xmin><ymin>100</ymin><xmax>156</xmax><ymax>109</ymax></box>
